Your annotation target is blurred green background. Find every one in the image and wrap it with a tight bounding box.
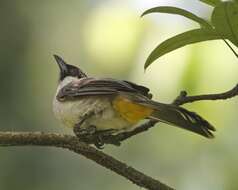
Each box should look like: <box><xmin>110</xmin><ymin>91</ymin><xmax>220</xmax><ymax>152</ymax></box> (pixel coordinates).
<box><xmin>0</xmin><ymin>1</ymin><xmax>238</xmax><ymax>190</ymax></box>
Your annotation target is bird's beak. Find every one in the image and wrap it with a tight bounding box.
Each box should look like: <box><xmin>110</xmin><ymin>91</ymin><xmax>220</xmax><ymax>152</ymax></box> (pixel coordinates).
<box><xmin>53</xmin><ymin>54</ymin><xmax>68</xmax><ymax>74</ymax></box>
<box><xmin>53</xmin><ymin>54</ymin><xmax>87</xmax><ymax>80</ymax></box>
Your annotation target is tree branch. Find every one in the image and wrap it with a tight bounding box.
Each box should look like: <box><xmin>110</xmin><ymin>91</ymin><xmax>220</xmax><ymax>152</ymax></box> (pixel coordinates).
<box><xmin>0</xmin><ymin>132</ymin><xmax>174</xmax><ymax>190</ymax></box>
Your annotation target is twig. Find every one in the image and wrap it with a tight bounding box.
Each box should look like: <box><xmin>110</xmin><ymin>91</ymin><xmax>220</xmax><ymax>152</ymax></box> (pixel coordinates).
<box><xmin>173</xmin><ymin>83</ymin><xmax>238</xmax><ymax>105</ymax></box>
<box><xmin>0</xmin><ymin>132</ymin><xmax>174</xmax><ymax>190</ymax></box>
<box><xmin>222</xmin><ymin>39</ymin><xmax>238</xmax><ymax>59</ymax></box>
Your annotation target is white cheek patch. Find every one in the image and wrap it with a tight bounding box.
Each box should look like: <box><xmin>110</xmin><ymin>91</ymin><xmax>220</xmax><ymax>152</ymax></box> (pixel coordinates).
<box><xmin>56</xmin><ymin>76</ymin><xmax>76</xmax><ymax>92</ymax></box>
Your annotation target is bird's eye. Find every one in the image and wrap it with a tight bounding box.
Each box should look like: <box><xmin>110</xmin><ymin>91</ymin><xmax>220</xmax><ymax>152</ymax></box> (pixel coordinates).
<box><xmin>69</xmin><ymin>68</ymin><xmax>78</xmax><ymax>77</ymax></box>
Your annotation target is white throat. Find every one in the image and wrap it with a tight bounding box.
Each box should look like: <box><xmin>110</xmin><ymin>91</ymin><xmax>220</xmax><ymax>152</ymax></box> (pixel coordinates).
<box><xmin>56</xmin><ymin>76</ymin><xmax>78</xmax><ymax>94</ymax></box>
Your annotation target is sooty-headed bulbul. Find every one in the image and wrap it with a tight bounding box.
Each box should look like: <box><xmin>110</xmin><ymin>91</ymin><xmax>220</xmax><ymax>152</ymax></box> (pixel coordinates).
<box><xmin>53</xmin><ymin>55</ymin><xmax>215</xmax><ymax>148</ymax></box>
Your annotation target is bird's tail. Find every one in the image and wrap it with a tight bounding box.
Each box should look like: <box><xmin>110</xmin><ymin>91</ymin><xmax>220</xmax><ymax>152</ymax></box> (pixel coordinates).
<box><xmin>142</xmin><ymin>101</ymin><xmax>215</xmax><ymax>138</ymax></box>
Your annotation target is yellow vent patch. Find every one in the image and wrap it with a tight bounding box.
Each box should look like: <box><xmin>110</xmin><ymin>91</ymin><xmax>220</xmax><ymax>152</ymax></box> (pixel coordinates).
<box><xmin>113</xmin><ymin>96</ymin><xmax>154</xmax><ymax>124</ymax></box>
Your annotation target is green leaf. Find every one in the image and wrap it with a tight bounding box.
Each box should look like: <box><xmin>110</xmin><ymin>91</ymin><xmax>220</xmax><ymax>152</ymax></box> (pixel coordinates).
<box><xmin>199</xmin><ymin>0</ymin><xmax>221</xmax><ymax>7</ymax></box>
<box><xmin>211</xmin><ymin>1</ymin><xmax>238</xmax><ymax>46</ymax></box>
<box><xmin>144</xmin><ymin>29</ymin><xmax>221</xmax><ymax>69</ymax></box>
<box><xmin>142</xmin><ymin>6</ymin><xmax>212</xmax><ymax>29</ymax></box>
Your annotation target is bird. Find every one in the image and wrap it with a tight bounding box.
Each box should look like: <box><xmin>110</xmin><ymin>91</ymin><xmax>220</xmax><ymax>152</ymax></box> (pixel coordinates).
<box><xmin>52</xmin><ymin>55</ymin><xmax>215</xmax><ymax>148</ymax></box>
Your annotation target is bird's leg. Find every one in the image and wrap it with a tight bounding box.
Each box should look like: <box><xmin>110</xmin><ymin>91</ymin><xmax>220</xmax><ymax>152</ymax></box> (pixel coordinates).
<box><xmin>73</xmin><ymin>112</ymin><xmax>96</xmax><ymax>140</ymax></box>
<box><xmin>73</xmin><ymin>113</ymin><xmax>106</xmax><ymax>148</ymax></box>
<box><xmin>74</xmin><ymin>113</ymin><xmax>121</xmax><ymax>148</ymax></box>
<box><xmin>94</xmin><ymin>129</ymin><xmax>121</xmax><ymax>148</ymax></box>
<box><xmin>74</xmin><ymin>124</ymin><xmax>97</xmax><ymax>138</ymax></box>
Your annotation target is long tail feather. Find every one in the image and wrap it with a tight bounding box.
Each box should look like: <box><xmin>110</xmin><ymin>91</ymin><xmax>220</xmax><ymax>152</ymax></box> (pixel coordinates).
<box><xmin>141</xmin><ymin>101</ymin><xmax>215</xmax><ymax>138</ymax></box>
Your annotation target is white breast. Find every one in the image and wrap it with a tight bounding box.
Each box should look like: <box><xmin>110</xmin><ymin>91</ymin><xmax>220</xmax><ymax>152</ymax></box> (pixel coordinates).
<box><xmin>53</xmin><ymin>97</ymin><xmax>95</xmax><ymax>128</ymax></box>
<box><xmin>53</xmin><ymin>77</ymin><xmax>131</xmax><ymax>131</ymax></box>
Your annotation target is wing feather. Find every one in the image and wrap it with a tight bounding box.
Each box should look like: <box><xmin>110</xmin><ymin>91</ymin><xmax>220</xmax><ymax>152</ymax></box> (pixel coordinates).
<box><xmin>57</xmin><ymin>78</ymin><xmax>151</xmax><ymax>101</ymax></box>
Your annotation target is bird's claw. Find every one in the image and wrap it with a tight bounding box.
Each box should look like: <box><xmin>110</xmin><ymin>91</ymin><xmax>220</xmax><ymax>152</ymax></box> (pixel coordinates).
<box><xmin>74</xmin><ymin>125</ymin><xmax>121</xmax><ymax>148</ymax></box>
<box><xmin>74</xmin><ymin>125</ymin><xmax>97</xmax><ymax>138</ymax></box>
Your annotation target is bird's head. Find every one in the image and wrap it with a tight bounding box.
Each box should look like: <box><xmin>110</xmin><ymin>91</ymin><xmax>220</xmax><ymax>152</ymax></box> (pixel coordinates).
<box><xmin>53</xmin><ymin>55</ymin><xmax>87</xmax><ymax>81</ymax></box>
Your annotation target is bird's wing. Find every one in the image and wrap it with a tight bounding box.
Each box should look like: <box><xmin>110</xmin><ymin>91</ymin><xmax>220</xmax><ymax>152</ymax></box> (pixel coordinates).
<box><xmin>122</xmin><ymin>80</ymin><xmax>152</xmax><ymax>98</ymax></box>
<box><xmin>56</xmin><ymin>78</ymin><xmax>151</xmax><ymax>101</ymax></box>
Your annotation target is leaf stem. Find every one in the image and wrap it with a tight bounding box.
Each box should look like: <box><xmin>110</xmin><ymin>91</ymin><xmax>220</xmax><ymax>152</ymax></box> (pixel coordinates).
<box><xmin>223</xmin><ymin>39</ymin><xmax>238</xmax><ymax>59</ymax></box>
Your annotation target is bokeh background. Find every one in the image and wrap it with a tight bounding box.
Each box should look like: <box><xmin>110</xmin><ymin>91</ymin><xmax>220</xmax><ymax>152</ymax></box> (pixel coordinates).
<box><xmin>0</xmin><ymin>0</ymin><xmax>238</xmax><ymax>190</ymax></box>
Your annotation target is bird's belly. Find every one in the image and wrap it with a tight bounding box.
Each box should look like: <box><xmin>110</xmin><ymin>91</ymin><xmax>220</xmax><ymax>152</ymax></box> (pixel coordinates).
<box><xmin>89</xmin><ymin>108</ymin><xmax>131</xmax><ymax>131</ymax></box>
<box><xmin>53</xmin><ymin>97</ymin><xmax>131</xmax><ymax>131</ymax></box>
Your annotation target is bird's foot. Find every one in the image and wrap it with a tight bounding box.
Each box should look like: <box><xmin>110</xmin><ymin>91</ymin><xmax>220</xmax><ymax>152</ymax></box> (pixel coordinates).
<box><xmin>74</xmin><ymin>124</ymin><xmax>121</xmax><ymax>148</ymax></box>
<box><xmin>93</xmin><ymin>129</ymin><xmax>121</xmax><ymax>148</ymax></box>
<box><xmin>73</xmin><ymin>125</ymin><xmax>105</xmax><ymax>149</ymax></box>
<box><xmin>74</xmin><ymin>125</ymin><xmax>97</xmax><ymax>139</ymax></box>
